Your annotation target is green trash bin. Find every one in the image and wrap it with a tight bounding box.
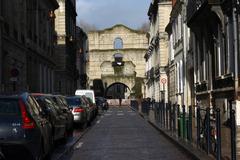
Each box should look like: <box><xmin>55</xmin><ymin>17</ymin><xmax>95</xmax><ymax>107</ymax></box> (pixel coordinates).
<box><xmin>178</xmin><ymin>114</ymin><xmax>188</xmax><ymax>139</ymax></box>
<box><xmin>178</xmin><ymin>114</ymin><xmax>183</xmax><ymax>137</ymax></box>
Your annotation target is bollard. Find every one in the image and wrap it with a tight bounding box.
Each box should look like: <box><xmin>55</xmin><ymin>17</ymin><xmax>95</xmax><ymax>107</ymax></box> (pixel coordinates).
<box><xmin>166</xmin><ymin>103</ymin><xmax>169</xmax><ymax>130</ymax></box>
<box><xmin>230</xmin><ymin>109</ymin><xmax>236</xmax><ymax>160</ymax></box>
<box><xmin>216</xmin><ymin>108</ymin><xmax>221</xmax><ymax>160</ymax></box>
<box><xmin>197</xmin><ymin>106</ymin><xmax>200</xmax><ymax>148</ymax></box>
<box><xmin>163</xmin><ymin>103</ymin><xmax>166</xmax><ymax>128</ymax></box>
<box><xmin>188</xmin><ymin>105</ymin><xmax>192</xmax><ymax>142</ymax></box>
<box><xmin>206</xmin><ymin>107</ymin><xmax>210</xmax><ymax>155</ymax></box>
<box><xmin>173</xmin><ymin>104</ymin><xmax>176</xmax><ymax>132</ymax></box>
<box><xmin>182</xmin><ymin>105</ymin><xmax>186</xmax><ymax>139</ymax></box>
<box><xmin>177</xmin><ymin>104</ymin><xmax>180</xmax><ymax>136</ymax></box>
<box><xmin>160</xmin><ymin>102</ymin><xmax>163</xmax><ymax>127</ymax></box>
<box><xmin>169</xmin><ymin>102</ymin><xmax>172</xmax><ymax>131</ymax></box>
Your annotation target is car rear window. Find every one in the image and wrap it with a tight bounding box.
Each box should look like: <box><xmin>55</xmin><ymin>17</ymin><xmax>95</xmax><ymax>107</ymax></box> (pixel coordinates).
<box><xmin>0</xmin><ymin>99</ymin><xmax>20</xmax><ymax>114</ymax></box>
<box><xmin>85</xmin><ymin>92</ymin><xmax>93</xmax><ymax>101</ymax></box>
<box><xmin>66</xmin><ymin>97</ymin><xmax>82</xmax><ymax>106</ymax></box>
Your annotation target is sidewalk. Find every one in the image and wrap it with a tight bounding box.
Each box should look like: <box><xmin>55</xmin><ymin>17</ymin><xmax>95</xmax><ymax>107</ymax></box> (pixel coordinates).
<box><xmin>132</xmin><ymin>104</ymin><xmax>240</xmax><ymax>160</ymax></box>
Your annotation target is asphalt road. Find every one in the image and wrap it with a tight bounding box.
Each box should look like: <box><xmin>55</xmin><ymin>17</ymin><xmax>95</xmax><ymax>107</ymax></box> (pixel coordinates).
<box><xmin>61</xmin><ymin>107</ymin><xmax>193</xmax><ymax>160</ymax></box>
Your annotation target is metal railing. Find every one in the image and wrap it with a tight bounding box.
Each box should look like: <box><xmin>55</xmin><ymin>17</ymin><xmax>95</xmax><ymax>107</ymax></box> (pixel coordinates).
<box><xmin>136</xmin><ymin>99</ymin><xmax>237</xmax><ymax>160</ymax></box>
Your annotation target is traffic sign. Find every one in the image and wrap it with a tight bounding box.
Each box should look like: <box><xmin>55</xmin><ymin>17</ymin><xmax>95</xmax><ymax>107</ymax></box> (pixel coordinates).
<box><xmin>161</xmin><ymin>78</ymin><xmax>167</xmax><ymax>84</ymax></box>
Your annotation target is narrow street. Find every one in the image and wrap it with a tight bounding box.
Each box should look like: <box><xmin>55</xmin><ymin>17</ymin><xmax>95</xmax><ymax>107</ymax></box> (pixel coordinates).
<box><xmin>61</xmin><ymin>107</ymin><xmax>192</xmax><ymax>160</ymax></box>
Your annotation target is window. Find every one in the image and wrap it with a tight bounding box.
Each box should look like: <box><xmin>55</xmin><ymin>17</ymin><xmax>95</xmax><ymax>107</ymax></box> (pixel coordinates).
<box><xmin>114</xmin><ymin>37</ymin><xmax>123</xmax><ymax>49</ymax></box>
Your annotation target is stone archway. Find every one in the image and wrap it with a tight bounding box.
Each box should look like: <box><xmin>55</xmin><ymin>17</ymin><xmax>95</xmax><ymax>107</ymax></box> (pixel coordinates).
<box><xmin>105</xmin><ymin>82</ymin><xmax>131</xmax><ymax>99</ymax></box>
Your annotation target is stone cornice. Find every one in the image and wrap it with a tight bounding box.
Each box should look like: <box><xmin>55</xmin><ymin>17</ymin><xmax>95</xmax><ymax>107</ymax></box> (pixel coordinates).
<box><xmin>89</xmin><ymin>48</ymin><xmax>147</xmax><ymax>52</ymax></box>
<box><xmin>89</xmin><ymin>24</ymin><xmax>146</xmax><ymax>34</ymax></box>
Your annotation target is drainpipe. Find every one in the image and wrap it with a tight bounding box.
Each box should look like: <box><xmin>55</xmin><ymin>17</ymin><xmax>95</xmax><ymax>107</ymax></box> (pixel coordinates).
<box><xmin>233</xmin><ymin>1</ymin><xmax>239</xmax><ymax>100</ymax></box>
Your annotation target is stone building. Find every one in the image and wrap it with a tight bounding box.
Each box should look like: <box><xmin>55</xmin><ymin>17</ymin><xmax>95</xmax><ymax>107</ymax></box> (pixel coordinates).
<box><xmin>145</xmin><ymin>0</ymin><xmax>172</xmax><ymax>102</ymax></box>
<box><xmin>0</xmin><ymin>0</ymin><xmax>58</xmax><ymax>93</ymax></box>
<box><xmin>76</xmin><ymin>26</ymin><xmax>88</xmax><ymax>89</ymax></box>
<box><xmin>186</xmin><ymin>0</ymin><xmax>238</xmax><ymax>117</ymax></box>
<box><xmin>165</xmin><ymin>0</ymin><xmax>193</xmax><ymax>106</ymax></box>
<box><xmin>87</xmin><ymin>24</ymin><xmax>148</xmax><ymax>98</ymax></box>
<box><xmin>54</xmin><ymin>0</ymin><xmax>78</xmax><ymax>95</ymax></box>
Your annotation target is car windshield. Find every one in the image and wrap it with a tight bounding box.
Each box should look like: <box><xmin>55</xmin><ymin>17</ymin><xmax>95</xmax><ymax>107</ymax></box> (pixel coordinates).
<box><xmin>66</xmin><ymin>97</ymin><xmax>82</xmax><ymax>106</ymax></box>
<box><xmin>0</xmin><ymin>99</ymin><xmax>20</xmax><ymax>114</ymax></box>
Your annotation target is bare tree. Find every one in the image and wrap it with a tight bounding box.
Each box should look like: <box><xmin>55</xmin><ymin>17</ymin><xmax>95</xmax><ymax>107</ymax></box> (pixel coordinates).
<box><xmin>77</xmin><ymin>20</ymin><xmax>98</xmax><ymax>32</ymax></box>
<box><xmin>138</xmin><ymin>22</ymin><xmax>150</xmax><ymax>32</ymax></box>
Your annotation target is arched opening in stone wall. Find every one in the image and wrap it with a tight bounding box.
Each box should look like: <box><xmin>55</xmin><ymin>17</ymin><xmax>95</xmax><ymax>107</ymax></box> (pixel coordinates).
<box><xmin>105</xmin><ymin>82</ymin><xmax>130</xmax><ymax>99</ymax></box>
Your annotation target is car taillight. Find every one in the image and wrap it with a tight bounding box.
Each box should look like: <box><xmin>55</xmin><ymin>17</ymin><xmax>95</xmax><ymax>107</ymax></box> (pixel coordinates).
<box><xmin>19</xmin><ymin>99</ymin><xmax>35</xmax><ymax>129</ymax></box>
<box><xmin>74</xmin><ymin>107</ymin><xmax>84</xmax><ymax>112</ymax></box>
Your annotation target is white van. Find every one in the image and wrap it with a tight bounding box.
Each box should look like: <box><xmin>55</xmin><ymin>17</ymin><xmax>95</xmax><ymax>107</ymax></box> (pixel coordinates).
<box><xmin>75</xmin><ymin>89</ymin><xmax>96</xmax><ymax>103</ymax></box>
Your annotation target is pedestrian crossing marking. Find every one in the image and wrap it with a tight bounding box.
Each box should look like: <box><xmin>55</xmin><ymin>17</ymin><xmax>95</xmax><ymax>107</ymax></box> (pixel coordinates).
<box><xmin>130</xmin><ymin>113</ymin><xmax>136</xmax><ymax>116</ymax></box>
<box><xmin>75</xmin><ymin>142</ymin><xmax>83</xmax><ymax>150</ymax></box>
<box><xmin>117</xmin><ymin>113</ymin><xmax>124</xmax><ymax>116</ymax></box>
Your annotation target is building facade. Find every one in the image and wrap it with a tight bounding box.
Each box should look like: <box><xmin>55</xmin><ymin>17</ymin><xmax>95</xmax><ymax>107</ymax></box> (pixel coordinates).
<box><xmin>1</xmin><ymin>0</ymin><xmax>58</xmax><ymax>93</ymax></box>
<box><xmin>87</xmin><ymin>24</ymin><xmax>148</xmax><ymax>98</ymax></box>
<box><xmin>55</xmin><ymin>0</ymin><xmax>78</xmax><ymax>95</ymax></box>
<box><xmin>76</xmin><ymin>26</ymin><xmax>88</xmax><ymax>89</ymax></box>
<box><xmin>145</xmin><ymin>0</ymin><xmax>172</xmax><ymax>102</ymax></box>
<box><xmin>165</xmin><ymin>0</ymin><xmax>193</xmax><ymax>106</ymax></box>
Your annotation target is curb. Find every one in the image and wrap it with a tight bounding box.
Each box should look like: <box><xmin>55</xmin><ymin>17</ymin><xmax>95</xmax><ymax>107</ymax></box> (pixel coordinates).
<box><xmin>129</xmin><ymin>106</ymin><xmax>214</xmax><ymax>160</ymax></box>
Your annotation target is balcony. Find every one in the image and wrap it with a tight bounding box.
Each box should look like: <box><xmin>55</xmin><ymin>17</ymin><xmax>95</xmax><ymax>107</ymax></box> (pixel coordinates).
<box><xmin>213</xmin><ymin>75</ymin><xmax>234</xmax><ymax>90</ymax></box>
<box><xmin>195</xmin><ymin>81</ymin><xmax>208</xmax><ymax>93</ymax></box>
<box><xmin>186</xmin><ymin>0</ymin><xmax>208</xmax><ymax>23</ymax></box>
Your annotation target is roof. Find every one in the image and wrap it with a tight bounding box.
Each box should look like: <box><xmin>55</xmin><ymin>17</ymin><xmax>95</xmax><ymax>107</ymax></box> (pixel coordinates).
<box><xmin>89</xmin><ymin>24</ymin><xmax>146</xmax><ymax>34</ymax></box>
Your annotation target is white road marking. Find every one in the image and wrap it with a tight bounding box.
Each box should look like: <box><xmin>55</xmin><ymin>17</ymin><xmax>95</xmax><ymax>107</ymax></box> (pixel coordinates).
<box><xmin>127</xmin><ymin>110</ymin><xmax>133</xmax><ymax>112</ymax></box>
<box><xmin>97</xmin><ymin>120</ymin><xmax>101</xmax><ymax>124</ymax></box>
<box><xmin>117</xmin><ymin>113</ymin><xmax>124</xmax><ymax>116</ymax></box>
<box><xmin>118</xmin><ymin>111</ymin><xmax>123</xmax><ymax>112</ymax></box>
<box><xmin>75</xmin><ymin>142</ymin><xmax>84</xmax><ymax>149</ymax></box>
<box><xmin>130</xmin><ymin>113</ymin><xmax>136</xmax><ymax>116</ymax></box>
<box><xmin>107</xmin><ymin>110</ymin><xmax>113</xmax><ymax>113</ymax></box>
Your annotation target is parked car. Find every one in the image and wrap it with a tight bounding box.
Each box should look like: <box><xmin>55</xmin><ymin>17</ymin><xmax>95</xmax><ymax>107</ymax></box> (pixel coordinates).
<box><xmin>65</xmin><ymin>96</ymin><xmax>89</xmax><ymax>126</ymax></box>
<box><xmin>96</xmin><ymin>97</ymin><xmax>109</xmax><ymax>111</ymax></box>
<box><xmin>0</xmin><ymin>146</ymin><xmax>5</xmax><ymax>160</ymax></box>
<box><xmin>0</xmin><ymin>92</ymin><xmax>53</xmax><ymax>160</ymax></box>
<box><xmin>50</xmin><ymin>95</ymin><xmax>74</xmax><ymax>134</ymax></box>
<box><xmin>81</xmin><ymin>95</ymin><xmax>95</xmax><ymax>122</ymax></box>
<box><xmin>86</xmin><ymin>97</ymin><xmax>98</xmax><ymax>117</ymax></box>
<box><xmin>31</xmin><ymin>93</ymin><xmax>67</xmax><ymax>142</ymax></box>
<box><xmin>75</xmin><ymin>89</ymin><xmax>96</xmax><ymax>104</ymax></box>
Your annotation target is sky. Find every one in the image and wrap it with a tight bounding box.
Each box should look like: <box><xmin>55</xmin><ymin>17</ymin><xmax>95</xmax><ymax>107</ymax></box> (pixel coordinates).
<box><xmin>76</xmin><ymin>0</ymin><xmax>151</xmax><ymax>30</ymax></box>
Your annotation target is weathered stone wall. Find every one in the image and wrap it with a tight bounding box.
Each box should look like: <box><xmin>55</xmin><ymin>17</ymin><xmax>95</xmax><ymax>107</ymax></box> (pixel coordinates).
<box><xmin>87</xmin><ymin>24</ymin><xmax>148</xmax><ymax>93</ymax></box>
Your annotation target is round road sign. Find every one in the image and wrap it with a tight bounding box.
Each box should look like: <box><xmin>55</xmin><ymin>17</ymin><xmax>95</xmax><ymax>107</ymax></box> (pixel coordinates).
<box><xmin>161</xmin><ymin>78</ymin><xmax>167</xmax><ymax>84</ymax></box>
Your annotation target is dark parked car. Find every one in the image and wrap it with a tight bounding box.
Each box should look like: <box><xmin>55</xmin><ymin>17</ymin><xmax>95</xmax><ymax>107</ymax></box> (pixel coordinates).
<box><xmin>81</xmin><ymin>95</ymin><xmax>95</xmax><ymax>121</ymax></box>
<box><xmin>0</xmin><ymin>147</ymin><xmax>5</xmax><ymax>160</ymax></box>
<box><xmin>50</xmin><ymin>95</ymin><xmax>74</xmax><ymax>134</ymax></box>
<box><xmin>66</xmin><ymin>96</ymin><xmax>89</xmax><ymax>126</ymax></box>
<box><xmin>0</xmin><ymin>92</ymin><xmax>53</xmax><ymax>160</ymax></box>
<box><xmin>86</xmin><ymin>97</ymin><xmax>98</xmax><ymax>117</ymax></box>
<box><xmin>32</xmin><ymin>93</ymin><xmax>67</xmax><ymax>142</ymax></box>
